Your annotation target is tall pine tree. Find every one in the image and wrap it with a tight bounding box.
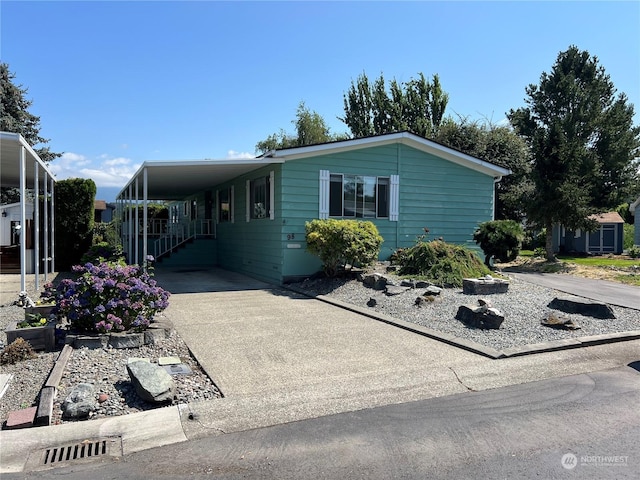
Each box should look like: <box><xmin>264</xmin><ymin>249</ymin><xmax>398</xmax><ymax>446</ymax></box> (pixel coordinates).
<box><xmin>508</xmin><ymin>46</ymin><xmax>640</xmax><ymax>260</ymax></box>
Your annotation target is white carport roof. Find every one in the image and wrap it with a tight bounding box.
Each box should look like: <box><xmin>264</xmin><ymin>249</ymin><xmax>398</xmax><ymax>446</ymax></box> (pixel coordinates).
<box><xmin>1</xmin><ymin>132</ymin><xmax>57</xmax><ymax>188</ymax></box>
<box><xmin>117</xmin><ymin>158</ymin><xmax>282</xmax><ymax>201</ymax></box>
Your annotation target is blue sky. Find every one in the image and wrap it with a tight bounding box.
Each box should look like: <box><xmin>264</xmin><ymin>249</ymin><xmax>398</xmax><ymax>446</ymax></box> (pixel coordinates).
<box><xmin>2</xmin><ymin>1</ymin><xmax>639</xmax><ymax>202</ymax></box>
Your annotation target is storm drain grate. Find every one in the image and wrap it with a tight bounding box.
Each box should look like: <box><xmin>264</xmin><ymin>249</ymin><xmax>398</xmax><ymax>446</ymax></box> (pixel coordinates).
<box><xmin>40</xmin><ymin>437</ymin><xmax>121</xmax><ymax>467</ymax></box>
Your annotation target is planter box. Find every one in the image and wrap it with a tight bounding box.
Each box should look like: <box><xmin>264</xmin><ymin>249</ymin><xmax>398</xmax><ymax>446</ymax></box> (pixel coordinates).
<box><xmin>5</xmin><ymin>321</ymin><xmax>56</xmax><ymax>351</ymax></box>
<box><xmin>24</xmin><ymin>305</ymin><xmax>56</xmax><ymax>319</ymax></box>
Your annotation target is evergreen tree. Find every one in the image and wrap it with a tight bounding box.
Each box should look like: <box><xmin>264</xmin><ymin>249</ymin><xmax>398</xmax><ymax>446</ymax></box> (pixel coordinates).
<box><xmin>508</xmin><ymin>46</ymin><xmax>640</xmax><ymax>260</ymax></box>
<box><xmin>0</xmin><ymin>63</ymin><xmax>60</xmax><ymax>162</ymax></box>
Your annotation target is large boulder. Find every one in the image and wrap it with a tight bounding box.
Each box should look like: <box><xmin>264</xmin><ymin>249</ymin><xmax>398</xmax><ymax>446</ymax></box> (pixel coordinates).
<box><xmin>127</xmin><ymin>360</ymin><xmax>175</xmax><ymax>403</ymax></box>
<box><xmin>455</xmin><ymin>301</ymin><xmax>504</xmax><ymax>329</ymax></box>
<box><xmin>462</xmin><ymin>276</ymin><xmax>509</xmax><ymax>295</ymax></box>
<box><xmin>61</xmin><ymin>383</ymin><xmax>96</xmax><ymax>419</ymax></box>
<box><xmin>548</xmin><ymin>297</ymin><xmax>615</xmax><ymax>319</ymax></box>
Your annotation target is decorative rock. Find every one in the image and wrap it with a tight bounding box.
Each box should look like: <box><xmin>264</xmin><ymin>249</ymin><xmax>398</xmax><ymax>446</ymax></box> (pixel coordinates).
<box><xmin>541</xmin><ymin>312</ymin><xmax>581</xmax><ymax>330</ymax></box>
<box><xmin>401</xmin><ymin>279</ymin><xmax>417</xmax><ymax>288</ymax></box>
<box><xmin>415</xmin><ymin>296</ymin><xmax>435</xmax><ymax>307</ymax></box>
<box><xmin>61</xmin><ymin>383</ymin><xmax>96</xmax><ymax>419</ymax></box>
<box><xmin>455</xmin><ymin>301</ymin><xmax>505</xmax><ymax>329</ymax></box>
<box><xmin>108</xmin><ymin>332</ymin><xmax>144</xmax><ymax>349</ymax></box>
<box><xmin>424</xmin><ymin>285</ymin><xmax>442</xmax><ymax>296</ymax></box>
<box><xmin>462</xmin><ymin>277</ymin><xmax>509</xmax><ymax>295</ymax></box>
<box><xmin>162</xmin><ymin>364</ymin><xmax>193</xmax><ymax>376</ymax></box>
<box><xmin>98</xmin><ymin>393</ymin><xmax>109</xmax><ymax>403</ymax></box>
<box><xmin>548</xmin><ymin>297</ymin><xmax>615</xmax><ymax>319</ymax></box>
<box><xmin>158</xmin><ymin>356</ymin><xmax>181</xmax><ymax>366</ymax></box>
<box><xmin>127</xmin><ymin>360</ymin><xmax>175</xmax><ymax>403</ymax></box>
<box><xmin>366</xmin><ymin>297</ymin><xmax>377</xmax><ymax>307</ymax></box>
<box><xmin>384</xmin><ymin>285</ymin><xmax>411</xmax><ymax>296</ymax></box>
<box><xmin>144</xmin><ymin>328</ymin><xmax>166</xmax><ymax>345</ymax></box>
<box><xmin>361</xmin><ymin>273</ymin><xmax>390</xmax><ymax>290</ymax></box>
<box><xmin>127</xmin><ymin>357</ymin><xmax>151</xmax><ymax>364</ymax></box>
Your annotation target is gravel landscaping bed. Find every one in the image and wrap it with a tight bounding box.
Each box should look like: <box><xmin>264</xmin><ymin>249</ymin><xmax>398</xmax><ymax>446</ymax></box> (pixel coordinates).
<box><xmin>292</xmin><ymin>272</ymin><xmax>640</xmax><ymax>352</ymax></box>
<box><xmin>0</xmin><ymin>303</ymin><xmax>221</xmax><ymax>426</ymax></box>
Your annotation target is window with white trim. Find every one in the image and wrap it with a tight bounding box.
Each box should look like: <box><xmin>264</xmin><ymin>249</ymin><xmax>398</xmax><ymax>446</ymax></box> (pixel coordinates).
<box><xmin>247</xmin><ymin>171</ymin><xmax>275</xmax><ymax>221</ymax></box>
<box><xmin>325</xmin><ymin>173</ymin><xmax>393</xmax><ymax>219</ymax></box>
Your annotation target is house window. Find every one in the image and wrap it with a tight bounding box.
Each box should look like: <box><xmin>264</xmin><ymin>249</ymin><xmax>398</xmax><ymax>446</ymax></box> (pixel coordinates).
<box><xmin>328</xmin><ymin>174</ymin><xmax>390</xmax><ymax>218</ymax></box>
<box><xmin>246</xmin><ymin>171</ymin><xmax>274</xmax><ymax>221</ymax></box>
<box><xmin>218</xmin><ymin>187</ymin><xmax>232</xmax><ymax>223</ymax></box>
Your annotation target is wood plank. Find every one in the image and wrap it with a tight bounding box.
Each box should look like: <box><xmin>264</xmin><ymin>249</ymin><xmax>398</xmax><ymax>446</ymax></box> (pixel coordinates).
<box><xmin>45</xmin><ymin>344</ymin><xmax>73</xmax><ymax>389</ymax></box>
<box><xmin>34</xmin><ymin>386</ymin><xmax>55</xmax><ymax>427</ymax></box>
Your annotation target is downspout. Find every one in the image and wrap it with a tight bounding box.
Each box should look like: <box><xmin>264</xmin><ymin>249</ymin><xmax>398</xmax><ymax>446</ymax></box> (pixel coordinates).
<box><xmin>492</xmin><ymin>176</ymin><xmax>503</xmax><ymax>221</ymax></box>
<box><xmin>396</xmin><ymin>143</ymin><xmax>400</xmax><ymax>252</ymax></box>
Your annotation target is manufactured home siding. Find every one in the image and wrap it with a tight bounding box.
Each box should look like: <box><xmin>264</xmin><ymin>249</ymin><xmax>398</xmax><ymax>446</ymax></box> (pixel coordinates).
<box><xmin>398</xmin><ymin>145</ymin><xmax>494</xmax><ymax>251</ymax></box>
<box><xmin>215</xmin><ymin>164</ymin><xmax>283</xmax><ymax>283</ymax></box>
<box><xmin>279</xmin><ymin>144</ymin><xmax>496</xmax><ymax>279</ymax></box>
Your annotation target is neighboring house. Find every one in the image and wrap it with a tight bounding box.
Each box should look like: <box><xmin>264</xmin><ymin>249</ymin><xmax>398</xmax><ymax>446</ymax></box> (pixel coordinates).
<box><xmin>552</xmin><ymin>212</ymin><xmax>625</xmax><ymax>255</ymax></box>
<box><xmin>631</xmin><ymin>197</ymin><xmax>640</xmax><ymax>246</ymax></box>
<box><xmin>118</xmin><ymin>132</ymin><xmax>510</xmax><ymax>284</ymax></box>
<box><xmin>94</xmin><ymin>200</ymin><xmax>116</xmax><ymax>223</ymax></box>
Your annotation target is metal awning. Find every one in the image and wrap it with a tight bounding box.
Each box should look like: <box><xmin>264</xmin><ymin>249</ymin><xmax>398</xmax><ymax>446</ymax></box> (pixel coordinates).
<box><xmin>0</xmin><ymin>132</ymin><xmax>57</xmax><ymax>294</ymax></box>
<box><xmin>117</xmin><ymin>159</ymin><xmax>281</xmax><ymax>201</ymax></box>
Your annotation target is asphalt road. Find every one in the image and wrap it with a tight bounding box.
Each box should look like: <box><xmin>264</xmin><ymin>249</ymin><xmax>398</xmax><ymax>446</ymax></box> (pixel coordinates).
<box><xmin>11</xmin><ymin>363</ymin><xmax>640</xmax><ymax>480</ymax></box>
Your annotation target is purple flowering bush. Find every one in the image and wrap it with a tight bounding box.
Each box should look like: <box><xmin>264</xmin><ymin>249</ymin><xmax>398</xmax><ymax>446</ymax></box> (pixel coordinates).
<box><xmin>43</xmin><ymin>259</ymin><xmax>170</xmax><ymax>334</ymax></box>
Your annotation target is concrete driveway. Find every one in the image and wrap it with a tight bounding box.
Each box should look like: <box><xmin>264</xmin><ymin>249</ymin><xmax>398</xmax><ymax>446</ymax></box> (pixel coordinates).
<box><xmin>507</xmin><ymin>272</ymin><xmax>640</xmax><ymax>309</ymax></box>
<box><xmin>153</xmin><ymin>267</ymin><xmax>640</xmax><ymax>436</ymax></box>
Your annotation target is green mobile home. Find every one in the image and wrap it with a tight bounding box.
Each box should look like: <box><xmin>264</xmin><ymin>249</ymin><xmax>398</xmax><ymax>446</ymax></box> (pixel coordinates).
<box><xmin>117</xmin><ymin>132</ymin><xmax>510</xmax><ymax>284</ymax></box>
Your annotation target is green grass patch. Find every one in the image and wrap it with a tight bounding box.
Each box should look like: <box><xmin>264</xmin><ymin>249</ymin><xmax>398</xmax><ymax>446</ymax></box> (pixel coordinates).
<box><xmin>557</xmin><ymin>255</ymin><xmax>640</xmax><ymax>268</ymax></box>
<box><xmin>612</xmin><ymin>274</ymin><xmax>640</xmax><ymax>286</ymax></box>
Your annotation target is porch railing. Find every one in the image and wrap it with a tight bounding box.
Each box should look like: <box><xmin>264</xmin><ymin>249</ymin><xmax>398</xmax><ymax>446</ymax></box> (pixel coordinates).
<box><xmin>153</xmin><ymin>220</ymin><xmax>213</xmax><ymax>260</ymax></box>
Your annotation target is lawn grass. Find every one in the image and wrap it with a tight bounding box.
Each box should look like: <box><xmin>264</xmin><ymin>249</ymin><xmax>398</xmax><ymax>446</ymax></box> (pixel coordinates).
<box><xmin>557</xmin><ymin>255</ymin><xmax>640</xmax><ymax>267</ymax></box>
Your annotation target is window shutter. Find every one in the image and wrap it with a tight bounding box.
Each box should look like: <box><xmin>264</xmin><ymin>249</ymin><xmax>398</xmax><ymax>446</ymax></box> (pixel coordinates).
<box><xmin>269</xmin><ymin>171</ymin><xmax>275</xmax><ymax>220</ymax></box>
<box><xmin>390</xmin><ymin>174</ymin><xmax>399</xmax><ymax>221</ymax></box>
<box><xmin>319</xmin><ymin>170</ymin><xmax>330</xmax><ymax>219</ymax></box>
<box><xmin>230</xmin><ymin>186</ymin><xmax>235</xmax><ymax>223</ymax></box>
<box><xmin>246</xmin><ymin>180</ymin><xmax>251</xmax><ymax>222</ymax></box>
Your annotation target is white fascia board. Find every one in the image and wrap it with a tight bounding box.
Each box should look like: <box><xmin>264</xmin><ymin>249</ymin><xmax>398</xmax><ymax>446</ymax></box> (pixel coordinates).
<box><xmin>1</xmin><ymin>132</ymin><xmax>57</xmax><ymax>180</ymax></box>
<box><xmin>272</xmin><ymin>131</ymin><xmax>511</xmax><ymax>178</ymax></box>
<box><xmin>630</xmin><ymin>196</ymin><xmax>640</xmax><ymax>213</ymax></box>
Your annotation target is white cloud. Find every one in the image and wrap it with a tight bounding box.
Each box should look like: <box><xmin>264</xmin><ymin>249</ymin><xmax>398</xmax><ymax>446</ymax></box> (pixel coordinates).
<box><xmin>49</xmin><ymin>152</ymin><xmax>140</xmax><ymax>188</ymax></box>
<box><xmin>104</xmin><ymin>157</ymin><xmax>131</xmax><ymax>167</ymax></box>
<box><xmin>226</xmin><ymin>150</ymin><xmax>255</xmax><ymax>160</ymax></box>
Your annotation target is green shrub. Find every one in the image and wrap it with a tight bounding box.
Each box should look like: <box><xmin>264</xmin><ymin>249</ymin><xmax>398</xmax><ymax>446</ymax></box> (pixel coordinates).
<box><xmin>628</xmin><ymin>245</ymin><xmax>640</xmax><ymax>259</ymax></box>
<box><xmin>391</xmin><ymin>240</ymin><xmax>491</xmax><ymax>287</ymax></box>
<box><xmin>81</xmin><ymin>241</ymin><xmax>125</xmax><ymax>265</ymax></box>
<box><xmin>55</xmin><ymin>178</ymin><xmax>96</xmax><ymax>270</ymax></box>
<box><xmin>473</xmin><ymin>220</ymin><xmax>524</xmax><ymax>267</ymax></box>
<box><xmin>623</xmin><ymin>223</ymin><xmax>634</xmax><ymax>251</ymax></box>
<box><xmin>305</xmin><ymin>219</ymin><xmax>383</xmax><ymax>277</ymax></box>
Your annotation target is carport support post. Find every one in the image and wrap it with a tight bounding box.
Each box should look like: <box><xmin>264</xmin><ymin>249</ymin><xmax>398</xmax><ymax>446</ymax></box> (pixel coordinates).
<box><xmin>19</xmin><ymin>145</ymin><xmax>26</xmax><ymax>293</ymax></box>
<box><xmin>143</xmin><ymin>167</ymin><xmax>148</xmax><ymax>270</ymax></box>
<box><xmin>33</xmin><ymin>162</ymin><xmax>39</xmax><ymax>291</ymax></box>
<box><xmin>50</xmin><ymin>178</ymin><xmax>55</xmax><ymax>273</ymax></box>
